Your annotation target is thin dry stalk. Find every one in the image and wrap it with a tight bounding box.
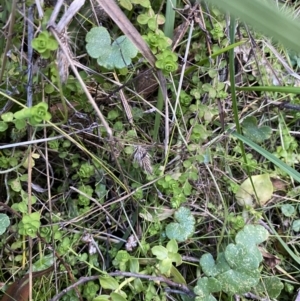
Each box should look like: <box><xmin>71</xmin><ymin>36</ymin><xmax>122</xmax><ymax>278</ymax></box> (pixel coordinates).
<box><xmin>49</xmin><ymin>28</ymin><xmax>113</xmax><ymax>138</ymax></box>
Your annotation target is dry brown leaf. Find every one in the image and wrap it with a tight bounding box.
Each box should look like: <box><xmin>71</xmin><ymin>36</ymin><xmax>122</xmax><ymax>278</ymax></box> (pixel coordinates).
<box><xmin>1</xmin><ymin>266</ymin><xmax>53</xmax><ymax>301</ymax></box>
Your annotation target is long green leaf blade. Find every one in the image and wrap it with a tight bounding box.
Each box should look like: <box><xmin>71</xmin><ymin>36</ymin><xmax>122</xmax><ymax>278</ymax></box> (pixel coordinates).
<box><xmin>232</xmin><ymin>132</ymin><xmax>300</xmax><ymax>183</ymax></box>
<box><xmin>201</xmin><ymin>0</ymin><xmax>300</xmax><ymax>52</ymax></box>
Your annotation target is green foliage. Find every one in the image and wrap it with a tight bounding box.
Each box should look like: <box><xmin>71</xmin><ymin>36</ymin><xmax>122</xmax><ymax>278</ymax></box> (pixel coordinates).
<box><xmin>83</xmin><ymin>281</ymin><xmax>100</xmax><ymax>301</ymax></box>
<box><xmin>203</xmin><ymin>0</ymin><xmax>300</xmax><ymax>52</ymax></box>
<box><xmin>292</xmin><ymin>219</ymin><xmax>300</xmax><ymax>232</ymax></box>
<box><xmin>155</xmin><ymin>49</ymin><xmax>178</xmax><ymax>74</ymax></box>
<box><xmin>143</xmin><ymin>30</ymin><xmax>171</xmax><ymax>52</ymax></box>
<box><xmin>0</xmin><ymin>102</ymin><xmax>52</xmax><ymax>131</ymax></box>
<box><xmin>119</xmin><ymin>0</ymin><xmax>150</xmax><ymax>11</ymax></box>
<box><xmin>227</xmin><ymin>213</ymin><xmax>245</xmax><ymax>232</ymax></box>
<box><xmin>85</xmin><ymin>27</ymin><xmax>138</xmax><ymax>70</ymax></box>
<box><xmin>31</xmin><ymin>31</ymin><xmax>58</xmax><ymax>58</ymax></box>
<box><xmin>241</xmin><ymin>116</ymin><xmax>272</xmax><ymax>144</ymax></box>
<box><xmin>137</xmin><ymin>8</ymin><xmax>165</xmax><ymax>31</ymax></box>
<box><xmin>151</xmin><ymin>239</ymin><xmax>182</xmax><ymax>275</ymax></box>
<box><xmin>78</xmin><ymin>162</ymin><xmax>95</xmax><ymax>179</ymax></box>
<box><xmin>77</xmin><ymin>184</ymin><xmax>93</xmax><ymax>207</ymax></box>
<box><xmin>196</xmin><ymin>225</ymin><xmax>283</xmax><ymax>300</ymax></box>
<box><xmin>100</xmin><ymin>275</ymin><xmax>119</xmax><ymax>290</ymax></box>
<box><xmin>165</xmin><ymin>207</ymin><xmax>195</xmax><ymax>242</ymax></box>
<box><xmin>281</xmin><ymin>204</ymin><xmax>295</xmax><ymax>217</ymax></box>
<box><xmin>113</xmin><ymin>250</ymin><xmax>132</xmax><ymax>271</ymax></box>
<box><xmin>179</xmin><ymin>91</ymin><xmax>192</xmax><ymax>107</ymax></box>
<box><xmin>18</xmin><ymin>212</ymin><xmax>41</xmax><ymax>238</ymax></box>
<box><xmin>0</xmin><ymin>213</ymin><xmax>10</xmax><ymax>235</ymax></box>
<box><xmin>235</xmin><ymin>174</ymin><xmax>273</xmax><ymax>208</ymax></box>
<box><xmin>254</xmin><ymin>276</ymin><xmax>284</xmax><ymax>299</ymax></box>
<box><xmin>0</xmin><ymin>1</ymin><xmax>298</xmax><ymax>300</ymax></box>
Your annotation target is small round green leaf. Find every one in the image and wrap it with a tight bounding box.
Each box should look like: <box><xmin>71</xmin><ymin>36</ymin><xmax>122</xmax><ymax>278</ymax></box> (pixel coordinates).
<box><xmin>242</xmin><ymin>116</ymin><xmax>272</xmax><ymax>143</ymax></box>
<box><xmin>194</xmin><ymin>277</ymin><xmax>221</xmax><ymax>298</ymax></box>
<box><xmin>1</xmin><ymin>112</ymin><xmax>14</xmax><ymax>122</ymax></box>
<box><xmin>165</xmin><ymin>207</ymin><xmax>195</xmax><ymax>242</ymax></box>
<box><xmin>281</xmin><ymin>204</ymin><xmax>295</xmax><ymax>217</ymax></box>
<box><xmin>119</xmin><ymin>0</ymin><xmax>132</xmax><ymax>10</ymax></box>
<box><xmin>0</xmin><ymin>121</ymin><xmax>8</xmax><ymax>132</ymax></box>
<box><xmin>292</xmin><ymin>219</ymin><xmax>300</xmax><ymax>232</ymax></box>
<box><xmin>108</xmin><ymin>36</ymin><xmax>138</xmax><ymax>69</ymax></box>
<box><xmin>86</xmin><ymin>27</ymin><xmax>111</xmax><ymax>58</ymax></box>
<box><xmin>0</xmin><ymin>213</ymin><xmax>10</xmax><ymax>235</ymax></box>
<box><xmin>235</xmin><ymin>224</ymin><xmax>269</xmax><ymax>247</ymax></box>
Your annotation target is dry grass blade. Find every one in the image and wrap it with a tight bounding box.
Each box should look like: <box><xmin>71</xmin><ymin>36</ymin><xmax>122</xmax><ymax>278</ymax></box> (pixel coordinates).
<box><xmin>50</xmin><ymin>28</ymin><xmax>113</xmax><ymax>138</ymax></box>
<box><xmin>133</xmin><ymin>146</ymin><xmax>153</xmax><ymax>174</ymax></box>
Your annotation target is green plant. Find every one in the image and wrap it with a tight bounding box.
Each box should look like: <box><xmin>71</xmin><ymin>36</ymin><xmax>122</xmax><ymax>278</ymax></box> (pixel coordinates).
<box><xmin>0</xmin><ymin>102</ymin><xmax>52</xmax><ymax>131</ymax></box>
<box><xmin>137</xmin><ymin>8</ymin><xmax>165</xmax><ymax>31</ymax></box>
<box><xmin>165</xmin><ymin>207</ymin><xmax>195</xmax><ymax>242</ymax></box>
<box><xmin>18</xmin><ymin>212</ymin><xmax>41</xmax><ymax>238</ymax></box>
<box><xmin>31</xmin><ymin>31</ymin><xmax>58</xmax><ymax>59</ymax></box>
<box><xmin>0</xmin><ymin>213</ymin><xmax>10</xmax><ymax>235</ymax></box>
<box><xmin>155</xmin><ymin>49</ymin><xmax>178</xmax><ymax>74</ymax></box>
<box><xmin>151</xmin><ymin>239</ymin><xmax>182</xmax><ymax>275</ymax></box>
<box><xmin>195</xmin><ymin>225</ymin><xmax>283</xmax><ymax>300</ymax></box>
<box><xmin>119</xmin><ymin>0</ymin><xmax>150</xmax><ymax>11</ymax></box>
<box><xmin>241</xmin><ymin>116</ymin><xmax>272</xmax><ymax>144</ymax></box>
<box><xmin>83</xmin><ymin>281</ymin><xmax>100</xmax><ymax>301</ymax></box>
<box><xmin>85</xmin><ymin>27</ymin><xmax>138</xmax><ymax>70</ymax></box>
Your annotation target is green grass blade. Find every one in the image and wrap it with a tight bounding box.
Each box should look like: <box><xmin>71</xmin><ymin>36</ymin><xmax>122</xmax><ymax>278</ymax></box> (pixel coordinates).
<box><xmin>164</xmin><ymin>0</ymin><xmax>177</xmax><ymax>39</ymax></box>
<box><xmin>184</xmin><ymin>40</ymin><xmax>246</xmax><ymax>76</ymax></box>
<box><xmin>200</xmin><ymin>0</ymin><xmax>300</xmax><ymax>52</ymax></box>
<box><xmin>153</xmin><ymin>0</ymin><xmax>177</xmax><ymax>142</ymax></box>
<box><xmin>236</xmin><ymin>86</ymin><xmax>300</xmax><ymax>93</ymax></box>
<box><xmin>233</xmin><ymin>132</ymin><xmax>300</xmax><ymax>264</ymax></box>
<box><xmin>232</xmin><ymin>132</ymin><xmax>300</xmax><ymax>183</ymax></box>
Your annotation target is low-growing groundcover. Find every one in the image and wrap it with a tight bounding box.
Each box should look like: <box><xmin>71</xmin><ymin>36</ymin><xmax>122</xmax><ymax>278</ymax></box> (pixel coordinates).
<box><xmin>0</xmin><ymin>0</ymin><xmax>300</xmax><ymax>300</ymax></box>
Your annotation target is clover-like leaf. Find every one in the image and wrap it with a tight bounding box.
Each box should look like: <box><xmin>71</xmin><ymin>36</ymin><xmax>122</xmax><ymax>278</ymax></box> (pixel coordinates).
<box><xmin>255</xmin><ymin>276</ymin><xmax>284</xmax><ymax>299</ymax></box>
<box><xmin>235</xmin><ymin>224</ymin><xmax>269</xmax><ymax>248</ymax></box>
<box><xmin>165</xmin><ymin>207</ymin><xmax>195</xmax><ymax>242</ymax></box>
<box><xmin>194</xmin><ymin>277</ymin><xmax>221</xmax><ymax>299</ymax></box>
<box><xmin>281</xmin><ymin>204</ymin><xmax>295</xmax><ymax>217</ymax></box>
<box><xmin>242</xmin><ymin>116</ymin><xmax>272</xmax><ymax>143</ymax></box>
<box><xmin>225</xmin><ymin>243</ymin><xmax>260</xmax><ymax>270</ymax></box>
<box><xmin>216</xmin><ymin>267</ymin><xmax>260</xmax><ymax>295</ymax></box>
<box><xmin>235</xmin><ymin>174</ymin><xmax>273</xmax><ymax>207</ymax></box>
<box><xmin>86</xmin><ymin>27</ymin><xmax>138</xmax><ymax>70</ymax></box>
<box><xmin>14</xmin><ymin>107</ymin><xmax>32</xmax><ymax>120</ymax></box>
<box><xmin>200</xmin><ymin>253</ymin><xmax>219</xmax><ymax>277</ymax></box>
<box><xmin>0</xmin><ymin>213</ymin><xmax>10</xmax><ymax>235</ymax></box>
<box><xmin>86</xmin><ymin>27</ymin><xmax>111</xmax><ymax>59</ymax></box>
<box><xmin>105</xmin><ymin>36</ymin><xmax>138</xmax><ymax>69</ymax></box>
<box><xmin>0</xmin><ymin>121</ymin><xmax>8</xmax><ymax>132</ymax></box>
<box><xmin>137</xmin><ymin>13</ymin><xmax>150</xmax><ymax>24</ymax></box>
<box><xmin>292</xmin><ymin>219</ymin><xmax>300</xmax><ymax>232</ymax></box>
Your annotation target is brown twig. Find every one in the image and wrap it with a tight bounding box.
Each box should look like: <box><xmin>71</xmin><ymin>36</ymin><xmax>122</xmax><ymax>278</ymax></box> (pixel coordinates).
<box><xmin>49</xmin><ymin>270</ymin><xmax>196</xmax><ymax>301</ymax></box>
